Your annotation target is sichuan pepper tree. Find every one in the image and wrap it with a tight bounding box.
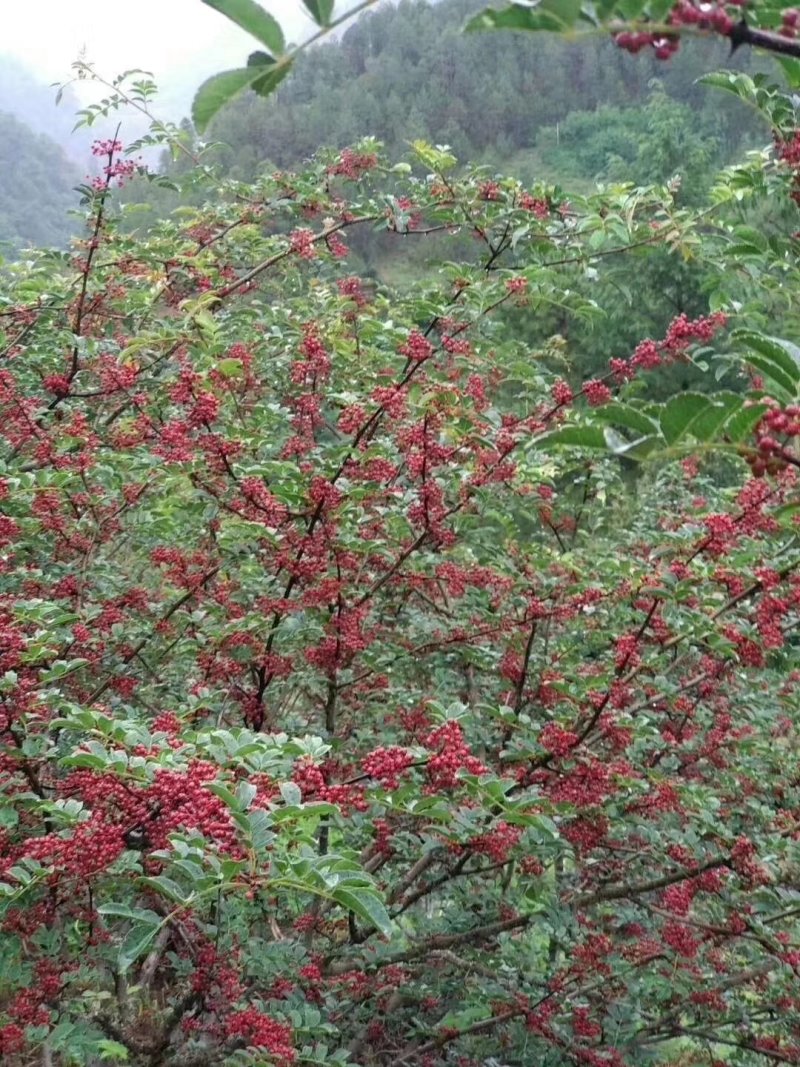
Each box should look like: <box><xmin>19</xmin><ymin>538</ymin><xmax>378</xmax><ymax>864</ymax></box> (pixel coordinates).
<box><xmin>1</xmin><ymin>103</ymin><xmax>800</xmax><ymax>1067</ymax></box>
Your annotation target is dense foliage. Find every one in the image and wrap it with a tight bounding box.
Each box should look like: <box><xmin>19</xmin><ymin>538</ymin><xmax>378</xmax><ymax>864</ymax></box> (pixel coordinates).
<box><xmin>2</xmin><ymin>46</ymin><xmax>800</xmax><ymax>1061</ymax></box>
<box><xmin>3</xmin><ymin>0</ymin><xmax>800</xmax><ymax>1062</ymax></box>
<box><xmin>104</xmin><ymin>0</ymin><xmax>785</xmax><ymax>403</ymax></box>
<box><xmin>132</xmin><ymin>0</ymin><xmax>774</xmax><ymax>397</ymax></box>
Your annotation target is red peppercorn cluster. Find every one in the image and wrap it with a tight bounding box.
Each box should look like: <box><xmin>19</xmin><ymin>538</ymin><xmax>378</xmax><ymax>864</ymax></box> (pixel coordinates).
<box><xmin>730</xmin><ymin>835</ymin><xmax>771</xmax><ymax>887</ymax></box>
<box><xmin>289</xmin><ymin>227</ymin><xmax>317</xmax><ymax>260</ymax></box>
<box><xmin>326</xmin><ymin>232</ymin><xmax>349</xmax><ymax>259</ymax></box>
<box><xmin>505</xmin><ymin>276</ymin><xmax>528</xmax><ymax>294</ymax></box>
<box><xmin>614</xmin><ymin>633</ymin><xmax>641</xmax><ymax>672</ymax></box>
<box><xmin>520</xmin><ymin>855</ymin><xmax>544</xmax><ymax>876</ymax></box>
<box><xmin>90</xmin><ymin>139</ymin><xmax>123</xmax><ymax>156</ymax></box>
<box><xmin>751</xmin><ymin>398</ymin><xmax>800</xmax><ymax>476</ymax></box>
<box><xmin>662</xmin><ymin>919</ymin><xmax>700</xmax><ymax>957</ymax></box>
<box><xmin>774</xmin><ymin>128</ymin><xmax>800</xmax><ymax>203</ymax></box>
<box><xmin>191</xmin><ymin>941</ymin><xmax>243</xmax><ymax>1002</ymax></box>
<box><xmin>92</xmin><ymin>157</ymin><xmax>138</xmax><ymax>190</ymax></box>
<box><xmin>224</xmin><ymin>1008</ymin><xmax>295</xmax><ymax>1063</ymax></box>
<box><xmin>629</xmin><ymin>312</ymin><xmax>728</xmax><ymax>375</ymax></box>
<box><xmin>539</xmin><ymin>721</ymin><xmax>579</xmax><ymax>757</ymax></box>
<box><xmin>519</xmin><ymin>192</ymin><xmax>550</xmax><ymax>217</ymax></box>
<box><xmin>337</xmin><ymin>275</ymin><xmax>369</xmax><ymax>308</ymax></box>
<box><xmin>660</xmin><ymin>880</ymin><xmax>696</xmax><ymax>916</ymax></box>
<box><xmin>298</xmin><ymin>961</ymin><xmax>323</xmax><ymax>983</ymax></box>
<box><xmin>361</xmin><ymin>745</ymin><xmax>415</xmax><ymax>789</ymax></box>
<box><xmin>0</xmin><ymin>1024</ymin><xmax>25</xmax><ymax>1056</ymax></box>
<box><xmin>614</xmin><ymin>0</ymin><xmax>737</xmax><ymax>59</ymax></box>
<box><xmin>290</xmin><ymin>757</ymin><xmax>368</xmax><ymax>814</ymax></box>
<box><xmin>424</xmin><ymin>721</ymin><xmax>488</xmax><ymax>790</ymax></box>
<box><xmin>398</xmin><ymin>329</ymin><xmax>434</xmax><ymax>363</ymax></box>
<box><xmin>469</xmin><ymin>820</ymin><xmax>522</xmax><ymax>862</ymax></box>
<box><xmin>613</xmin><ymin>29</ymin><xmax>681</xmax><ymax>59</ymax></box>
<box><xmin>570</xmin><ymin>933</ymin><xmax>614</xmax><ymax>976</ymax></box>
<box><xmin>327</xmin><ymin>147</ymin><xmax>378</xmax><ymax>179</ymax></box>
<box><xmin>149</xmin><ymin>763</ymin><xmax>239</xmax><ymax>853</ymax></box>
<box><xmin>291</xmin><ymin>757</ymin><xmax>326</xmax><ymax>797</ymax></box>
<box><xmin>582</xmin><ymin>379</ymin><xmax>613</xmax><ymax>407</ymax></box>
<box><xmin>551</xmin><ymin>379</ymin><xmax>574</xmax><ymax>406</ymax></box>
<box><xmin>572</xmin><ymin>1006</ymin><xmax>603</xmax><ymax>1041</ymax></box>
<box><xmin>478</xmin><ymin>180</ymin><xmax>502</xmax><ymax>201</ymax></box>
<box><xmin>669</xmin><ymin>0</ymin><xmax>734</xmax><ymax>33</ymax></box>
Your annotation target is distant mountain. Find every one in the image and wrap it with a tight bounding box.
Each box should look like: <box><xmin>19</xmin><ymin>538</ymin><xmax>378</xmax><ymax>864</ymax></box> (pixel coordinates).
<box><xmin>0</xmin><ymin>55</ymin><xmax>92</xmax><ymax>163</ymax></box>
<box><xmin>0</xmin><ymin>110</ymin><xmax>80</xmax><ymax>252</ymax></box>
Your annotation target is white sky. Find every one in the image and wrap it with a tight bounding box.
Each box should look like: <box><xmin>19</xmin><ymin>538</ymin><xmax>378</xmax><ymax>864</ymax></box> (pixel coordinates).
<box><xmin>2</xmin><ymin>1</ymin><xmax>364</xmax><ymax>114</ymax></box>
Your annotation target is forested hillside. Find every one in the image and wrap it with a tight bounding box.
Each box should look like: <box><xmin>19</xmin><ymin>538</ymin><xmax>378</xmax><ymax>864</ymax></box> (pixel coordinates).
<box><xmin>0</xmin><ymin>57</ymin><xmax>86</xmax><ymax>252</ymax></box>
<box><xmin>0</xmin><ymin>111</ymin><xmax>80</xmax><ymax>252</ymax></box>
<box><xmin>0</xmin><ymin>0</ymin><xmax>773</xmax><ymax>255</ymax></box>
<box><xmin>206</xmin><ymin>0</ymin><xmax>764</xmax><ymax>177</ymax></box>
<box><xmin>0</xmin><ymin>56</ymin><xmax>86</xmax><ymax>161</ymax></box>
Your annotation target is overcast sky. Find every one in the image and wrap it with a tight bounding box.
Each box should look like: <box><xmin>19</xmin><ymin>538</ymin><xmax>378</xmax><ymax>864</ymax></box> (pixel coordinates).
<box><xmin>3</xmin><ymin>1</ymin><xmax>365</xmax><ymax>114</ymax></box>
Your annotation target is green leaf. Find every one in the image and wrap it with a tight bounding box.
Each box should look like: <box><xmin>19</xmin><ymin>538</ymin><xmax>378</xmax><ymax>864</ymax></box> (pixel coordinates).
<box><xmin>777</xmin><ymin>55</ymin><xmax>800</xmax><ymax>89</ymax></box>
<box><xmin>207</xmin><ymin>780</ymin><xmax>242</xmax><ymax>810</ymax></box>
<box><xmin>139</xmin><ymin>875</ymin><xmax>188</xmax><ymax>904</ymax></box>
<box><xmin>734</xmin><ymin>330</ymin><xmax>800</xmax><ymax>393</ymax></box>
<box><xmin>467</xmin><ymin>0</ymin><xmax>583</xmax><ymax>33</ymax></box>
<box><xmin>687</xmin><ymin>392</ymin><xmax>743</xmax><ymax>442</ymax></box>
<box><xmin>247</xmin><ymin>50</ymin><xmax>273</xmax><ymax>67</ymax></box>
<box><xmin>98</xmin><ymin>903</ymin><xmax>161</xmax><ymax>923</ymax></box>
<box><xmin>724</xmin><ymin>401</ymin><xmax>767</xmax><ymax>443</ymax></box>
<box><xmin>333</xmin><ymin>886</ymin><xmax>393</xmax><ymax>936</ymax></box>
<box><xmin>536</xmin><ymin>426</ymin><xmax>608</xmax><ymax>450</ymax></box>
<box><xmin>60</xmin><ymin>752</ymin><xmax>107</xmax><ymax>770</ymax></box>
<box><xmin>731</xmin><ymin>226</ymin><xmax>768</xmax><ymax>254</ymax></box>
<box><xmin>646</xmin><ymin>0</ymin><xmax>675</xmax><ymax>19</ymax></box>
<box><xmin>244</xmin><ymin>808</ymin><xmax>275</xmax><ymax>850</ymax></box>
<box><xmin>201</xmin><ymin>0</ymin><xmax>285</xmax><ymax>55</ymax></box>
<box><xmin>593</xmin><ymin>402</ymin><xmax>659</xmax><ymax>436</ymax></box>
<box><xmin>191</xmin><ymin>60</ymin><xmax>292</xmax><ymax>132</ymax></box>
<box><xmin>438</xmin><ymin>1005</ymin><xmax>492</xmax><ymax>1029</ymax></box>
<box><xmin>236</xmin><ymin>780</ymin><xmax>258</xmax><ymax>810</ymax></box>
<box><xmin>192</xmin><ymin>67</ymin><xmax>268</xmax><ymax>133</ymax></box>
<box><xmin>218</xmin><ymin>358</ymin><xmax>244</xmax><ymax>377</ymax></box>
<box><xmin>96</xmin><ymin>1040</ymin><xmax>130</xmax><ymax>1062</ymax></box>
<box><xmin>603</xmin><ymin>430</ymin><xmax>660</xmax><ymax>460</ymax></box>
<box><xmin>118</xmin><ymin>923</ymin><xmax>162</xmax><ymax>974</ymax></box>
<box><xmin>251</xmin><ymin>60</ymin><xmax>293</xmax><ymax>98</ymax></box>
<box><xmin>699</xmin><ymin>71</ymin><xmax>758</xmax><ymax>106</ymax></box>
<box><xmin>659</xmin><ymin>393</ymin><xmax>711</xmax><ymax>445</ymax></box>
<box><xmin>280</xmin><ymin>781</ymin><xmax>303</xmax><ymax>806</ymax></box>
<box><xmin>302</xmin><ymin>0</ymin><xmax>335</xmax><ymax>25</ymax></box>
<box><xmin>271</xmin><ymin>801</ymin><xmax>337</xmax><ymax>823</ymax></box>
<box><xmin>738</xmin><ymin>355</ymin><xmax>796</xmax><ymax>401</ymax></box>
<box><xmin>614</xmin><ymin>0</ymin><xmax>648</xmax><ymax>17</ymax></box>
<box><xmin>773</xmin><ymin>500</ymin><xmax>800</xmax><ymax>525</ymax></box>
